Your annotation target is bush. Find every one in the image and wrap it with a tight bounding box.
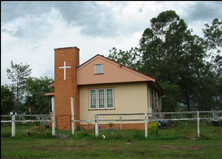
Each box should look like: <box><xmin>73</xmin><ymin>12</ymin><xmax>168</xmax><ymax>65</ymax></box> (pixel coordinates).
<box><xmin>148</xmin><ymin>122</ymin><xmax>158</xmax><ymax>135</ymax></box>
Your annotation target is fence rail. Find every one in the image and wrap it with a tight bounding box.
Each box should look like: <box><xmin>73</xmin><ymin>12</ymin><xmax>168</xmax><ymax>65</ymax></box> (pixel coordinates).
<box><xmin>1</xmin><ymin>110</ymin><xmax>222</xmax><ymax>138</ymax></box>
<box><xmin>94</xmin><ymin>110</ymin><xmax>222</xmax><ymax>138</ymax></box>
<box><xmin>1</xmin><ymin>114</ymin><xmax>55</xmax><ymax>137</ymax></box>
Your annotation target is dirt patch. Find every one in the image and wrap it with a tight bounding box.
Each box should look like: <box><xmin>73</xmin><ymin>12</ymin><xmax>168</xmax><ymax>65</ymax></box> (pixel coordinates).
<box><xmin>182</xmin><ymin>131</ymin><xmax>196</xmax><ymax>139</ymax></box>
<box><xmin>169</xmin><ymin>154</ymin><xmax>199</xmax><ymax>158</ymax></box>
<box><xmin>57</xmin><ymin>134</ymin><xmax>68</xmax><ymax>139</ymax></box>
<box><xmin>182</xmin><ymin>146</ymin><xmax>200</xmax><ymax>150</ymax></box>
<box><xmin>159</xmin><ymin>145</ymin><xmax>201</xmax><ymax>150</ymax></box>
<box><xmin>182</xmin><ymin>131</ymin><xmax>195</xmax><ymax>135</ymax></box>
<box><xmin>159</xmin><ymin>145</ymin><xmax>178</xmax><ymax>150</ymax></box>
<box><xmin>63</xmin><ymin>147</ymin><xmax>79</xmax><ymax>150</ymax></box>
<box><xmin>213</xmin><ymin>129</ymin><xmax>222</xmax><ymax>133</ymax></box>
<box><xmin>110</xmin><ymin>147</ymin><xmax>124</xmax><ymax>150</ymax></box>
<box><xmin>110</xmin><ymin>147</ymin><xmax>124</xmax><ymax>154</ymax></box>
<box><xmin>125</xmin><ymin>142</ymin><xmax>131</xmax><ymax>145</ymax></box>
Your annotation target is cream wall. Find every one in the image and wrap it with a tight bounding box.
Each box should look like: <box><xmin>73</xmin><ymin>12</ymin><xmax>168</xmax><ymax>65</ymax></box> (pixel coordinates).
<box><xmin>79</xmin><ymin>82</ymin><xmax>149</xmax><ymax>122</ymax></box>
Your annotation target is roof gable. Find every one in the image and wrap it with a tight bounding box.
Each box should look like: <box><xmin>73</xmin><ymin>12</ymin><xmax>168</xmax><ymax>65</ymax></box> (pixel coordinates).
<box><xmin>77</xmin><ymin>55</ymin><xmax>155</xmax><ymax>85</ymax></box>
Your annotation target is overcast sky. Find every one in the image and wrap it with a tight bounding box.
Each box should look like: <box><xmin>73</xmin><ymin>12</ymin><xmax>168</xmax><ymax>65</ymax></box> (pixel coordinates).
<box><xmin>1</xmin><ymin>1</ymin><xmax>222</xmax><ymax>85</ymax></box>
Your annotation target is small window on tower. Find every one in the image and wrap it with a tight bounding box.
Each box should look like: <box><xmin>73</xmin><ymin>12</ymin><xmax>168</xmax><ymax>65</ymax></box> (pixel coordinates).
<box><xmin>95</xmin><ymin>64</ymin><xmax>103</xmax><ymax>74</ymax></box>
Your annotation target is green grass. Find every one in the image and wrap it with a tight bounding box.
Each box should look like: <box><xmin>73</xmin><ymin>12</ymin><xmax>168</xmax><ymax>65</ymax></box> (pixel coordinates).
<box><xmin>1</xmin><ymin>121</ymin><xmax>222</xmax><ymax>159</ymax></box>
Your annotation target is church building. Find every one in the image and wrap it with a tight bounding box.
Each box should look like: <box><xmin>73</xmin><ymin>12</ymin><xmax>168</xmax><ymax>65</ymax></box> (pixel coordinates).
<box><xmin>45</xmin><ymin>46</ymin><xmax>164</xmax><ymax>130</ymax></box>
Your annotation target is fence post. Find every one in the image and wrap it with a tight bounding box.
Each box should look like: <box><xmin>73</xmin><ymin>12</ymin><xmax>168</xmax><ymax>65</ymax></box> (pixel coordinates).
<box><xmin>11</xmin><ymin>115</ymin><xmax>15</xmax><ymax>137</ymax></box>
<box><xmin>51</xmin><ymin>97</ymin><xmax>55</xmax><ymax>136</ymax></box>
<box><xmin>197</xmin><ymin>111</ymin><xmax>200</xmax><ymax>138</ymax></box>
<box><xmin>71</xmin><ymin>96</ymin><xmax>75</xmax><ymax>135</ymax></box>
<box><xmin>95</xmin><ymin>115</ymin><xmax>99</xmax><ymax>137</ymax></box>
<box><xmin>145</xmin><ymin>113</ymin><xmax>148</xmax><ymax>138</ymax></box>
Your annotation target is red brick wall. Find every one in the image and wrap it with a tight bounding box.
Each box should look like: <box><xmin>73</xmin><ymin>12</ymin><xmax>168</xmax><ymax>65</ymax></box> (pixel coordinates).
<box><xmin>80</xmin><ymin>123</ymin><xmax>145</xmax><ymax>130</ymax></box>
<box><xmin>54</xmin><ymin>47</ymin><xmax>80</xmax><ymax>130</ymax></box>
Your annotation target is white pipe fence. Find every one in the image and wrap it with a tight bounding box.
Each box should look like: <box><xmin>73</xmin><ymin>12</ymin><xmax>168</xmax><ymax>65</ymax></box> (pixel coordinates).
<box><xmin>92</xmin><ymin>110</ymin><xmax>222</xmax><ymax>138</ymax></box>
<box><xmin>1</xmin><ymin>114</ymin><xmax>55</xmax><ymax>137</ymax></box>
<box><xmin>1</xmin><ymin>97</ymin><xmax>56</xmax><ymax>137</ymax></box>
<box><xmin>2</xmin><ymin>110</ymin><xmax>222</xmax><ymax>138</ymax></box>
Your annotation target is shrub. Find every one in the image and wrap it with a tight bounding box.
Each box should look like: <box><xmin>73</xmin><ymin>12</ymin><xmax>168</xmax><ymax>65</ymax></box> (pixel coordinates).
<box><xmin>108</xmin><ymin>122</ymin><xmax>113</xmax><ymax>129</ymax></box>
<box><xmin>148</xmin><ymin>122</ymin><xmax>158</xmax><ymax>135</ymax></box>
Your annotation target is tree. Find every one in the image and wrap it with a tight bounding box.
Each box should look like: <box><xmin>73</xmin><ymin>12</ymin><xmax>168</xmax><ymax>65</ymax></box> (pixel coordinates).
<box><xmin>107</xmin><ymin>10</ymin><xmax>221</xmax><ymax>111</ymax></box>
<box><xmin>139</xmin><ymin>10</ymin><xmax>208</xmax><ymax>111</ymax></box>
<box><xmin>159</xmin><ymin>81</ymin><xmax>181</xmax><ymax>112</ymax></box>
<box><xmin>6</xmin><ymin>60</ymin><xmax>32</xmax><ymax>112</ymax></box>
<box><xmin>202</xmin><ymin>18</ymin><xmax>222</xmax><ymax>110</ymax></box>
<box><xmin>108</xmin><ymin>47</ymin><xmax>142</xmax><ymax>71</ymax></box>
<box><xmin>25</xmin><ymin>76</ymin><xmax>54</xmax><ymax>114</ymax></box>
<box><xmin>203</xmin><ymin>18</ymin><xmax>222</xmax><ymax>54</ymax></box>
<box><xmin>1</xmin><ymin>85</ymin><xmax>15</xmax><ymax>115</ymax></box>
<box><xmin>203</xmin><ymin>18</ymin><xmax>222</xmax><ymax>74</ymax></box>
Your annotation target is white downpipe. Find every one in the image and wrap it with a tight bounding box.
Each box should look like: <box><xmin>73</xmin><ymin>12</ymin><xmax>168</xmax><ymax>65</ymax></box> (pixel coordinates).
<box><xmin>71</xmin><ymin>96</ymin><xmax>75</xmax><ymax>135</ymax></box>
<box><xmin>145</xmin><ymin>113</ymin><xmax>148</xmax><ymax>138</ymax></box>
<box><xmin>51</xmin><ymin>97</ymin><xmax>55</xmax><ymax>136</ymax></box>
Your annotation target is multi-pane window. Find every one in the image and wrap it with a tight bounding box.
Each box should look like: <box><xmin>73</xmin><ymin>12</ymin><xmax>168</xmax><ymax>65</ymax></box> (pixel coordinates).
<box><xmin>95</xmin><ymin>64</ymin><xmax>103</xmax><ymax>74</ymax></box>
<box><xmin>98</xmin><ymin>89</ymin><xmax>105</xmax><ymax>109</ymax></box>
<box><xmin>89</xmin><ymin>88</ymin><xmax>114</xmax><ymax>109</ymax></box>
<box><xmin>107</xmin><ymin>88</ymin><xmax>113</xmax><ymax>109</ymax></box>
<box><xmin>90</xmin><ymin>89</ymin><xmax>97</xmax><ymax>109</ymax></box>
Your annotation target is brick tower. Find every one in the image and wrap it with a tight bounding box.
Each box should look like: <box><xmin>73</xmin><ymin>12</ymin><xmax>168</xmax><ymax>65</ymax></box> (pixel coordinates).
<box><xmin>54</xmin><ymin>47</ymin><xmax>80</xmax><ymax>130</ymax></box>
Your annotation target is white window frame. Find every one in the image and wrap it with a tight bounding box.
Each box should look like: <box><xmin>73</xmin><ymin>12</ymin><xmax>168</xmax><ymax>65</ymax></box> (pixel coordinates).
<box><xmin>89</xmin><ymin>89</ymin><xmax>97</xmax><ymax>109</ymax></box>
<box><xmin>106</xmin><ymin>88</ymin><xmax>114</xmax><ymax>109</ymax></box>
<box><xmin>89</xmin><ymin>88</ymin><xmax>114</xmax><ymax>110</ymax></box>
<box><xmin>98</xmin><ymin>89</ymin><xmax>105</xmax><ymax>109</ymax></box>
<box><xmin>95</xmin><ymin>64</ymin><xmax>103</xmax><ymax>74</ymax></box>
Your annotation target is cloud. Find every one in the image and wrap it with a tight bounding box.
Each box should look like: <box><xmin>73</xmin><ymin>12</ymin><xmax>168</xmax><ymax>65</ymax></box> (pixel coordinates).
<box><xmin>1</xmin><ymin>1</ymin><xmax>52</xmax><ymax>23</ymax></box>
<box><xmin>1</xmin><ymin>1</ymin><xmax>158</xmax><ymax>38</ymax></box>
<box><xmin>1</xmin><ymin>1</ymin><xmax>121</xmax><ymax>38</ymax></box>
<box><xmin>1</xmin><ymin>1</ymin><xmax>220</xmax><ymax>85</ymax></box>
<box><xmin>1</xmin><ymin>5</ymin><xmax>142</xmax><ymax>85</ymax></box>
<box><xmin>183</xmin><ymin>1</ymin><xmax>222</xmax><ymax>23</ymax></box>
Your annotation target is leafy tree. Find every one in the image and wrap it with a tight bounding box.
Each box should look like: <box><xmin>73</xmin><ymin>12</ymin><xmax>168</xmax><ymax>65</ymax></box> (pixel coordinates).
<box><xmin>203</xmin><ymin>18</ymin><xmax>222</xmax><ymax>75</ymax></box>
<box><xmin>202</xmin><ymin>18</ymin><xmax>222</xmax><ymax>110</ymax></box>
<box><xmin>139</xmin><ymin>10</ymin><xmax>191</xmax><ymax>83</ymax></box>
<box><xmin>6</xmin><ymin>60</ymin><xmax>32</xmax><ymax>112</ymax></box>
<box><xmin>203</xmin><ymin>18</ymin><xmax>222</xmax><ymax>55</ymax></box>
<box><xmin>190</xmin><ymin>62</ymin><xmax>218</xmax><ymax>110</ymax></box>
<box><xmin>159</xmin><ymin>81</ymin><xmax>180</xmax><ymax>112</ymax></box>
<box><xmin>25</xmin><ymin>76</ymin><xmax>54</xmax><ymax>114</ymax></box>
<box><xmin>108</xmin><ymin>47</ymin><xmax>142</xmax><ymax>71</ymax></box>
<box><xmin>108</xmin><ymin>10</ymin><xmax>220</xmax><ymax>111</ymax></box>
<box><xmin>1</xmin><ymin>85</ymin><xmax>15</xmax><ymax>115</ymax></box>
<box><xmin>139</xmin><ymin>10</ymin><xmax>208</xmax><ymax>111</ymax></box>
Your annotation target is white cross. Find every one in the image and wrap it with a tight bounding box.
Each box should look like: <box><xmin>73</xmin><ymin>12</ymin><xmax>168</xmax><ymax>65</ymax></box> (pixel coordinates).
<box><xmin>59</xmin><ymin>61</ymin><xmax>71</xmax><ymax>80</ymax></box>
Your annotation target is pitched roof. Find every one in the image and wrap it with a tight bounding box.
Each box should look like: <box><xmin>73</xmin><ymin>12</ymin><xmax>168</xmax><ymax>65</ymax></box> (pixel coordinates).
<box><xmin>46</xmin><ymin>54</ymin><xmax>164</xmax><ymax>96</ymax></box>
<box><xmin>77</xmin><ymin>54</ymin><xmax>164</xmax><ymax>95</ymax></box>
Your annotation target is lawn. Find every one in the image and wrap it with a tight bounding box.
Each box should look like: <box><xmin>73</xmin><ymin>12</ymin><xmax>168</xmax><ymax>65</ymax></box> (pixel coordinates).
<box><xmin>1</xmin><ymin>121</ymin><xmax>222</xmax><ymax>159</ymax></box>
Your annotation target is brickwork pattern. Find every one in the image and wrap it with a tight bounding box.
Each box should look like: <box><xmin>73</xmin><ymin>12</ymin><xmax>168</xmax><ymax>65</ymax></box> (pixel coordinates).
<box><xmin>54</xmin><ymin>47</ymin><xmax>80</xmax><ymax>130</ymax></box>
